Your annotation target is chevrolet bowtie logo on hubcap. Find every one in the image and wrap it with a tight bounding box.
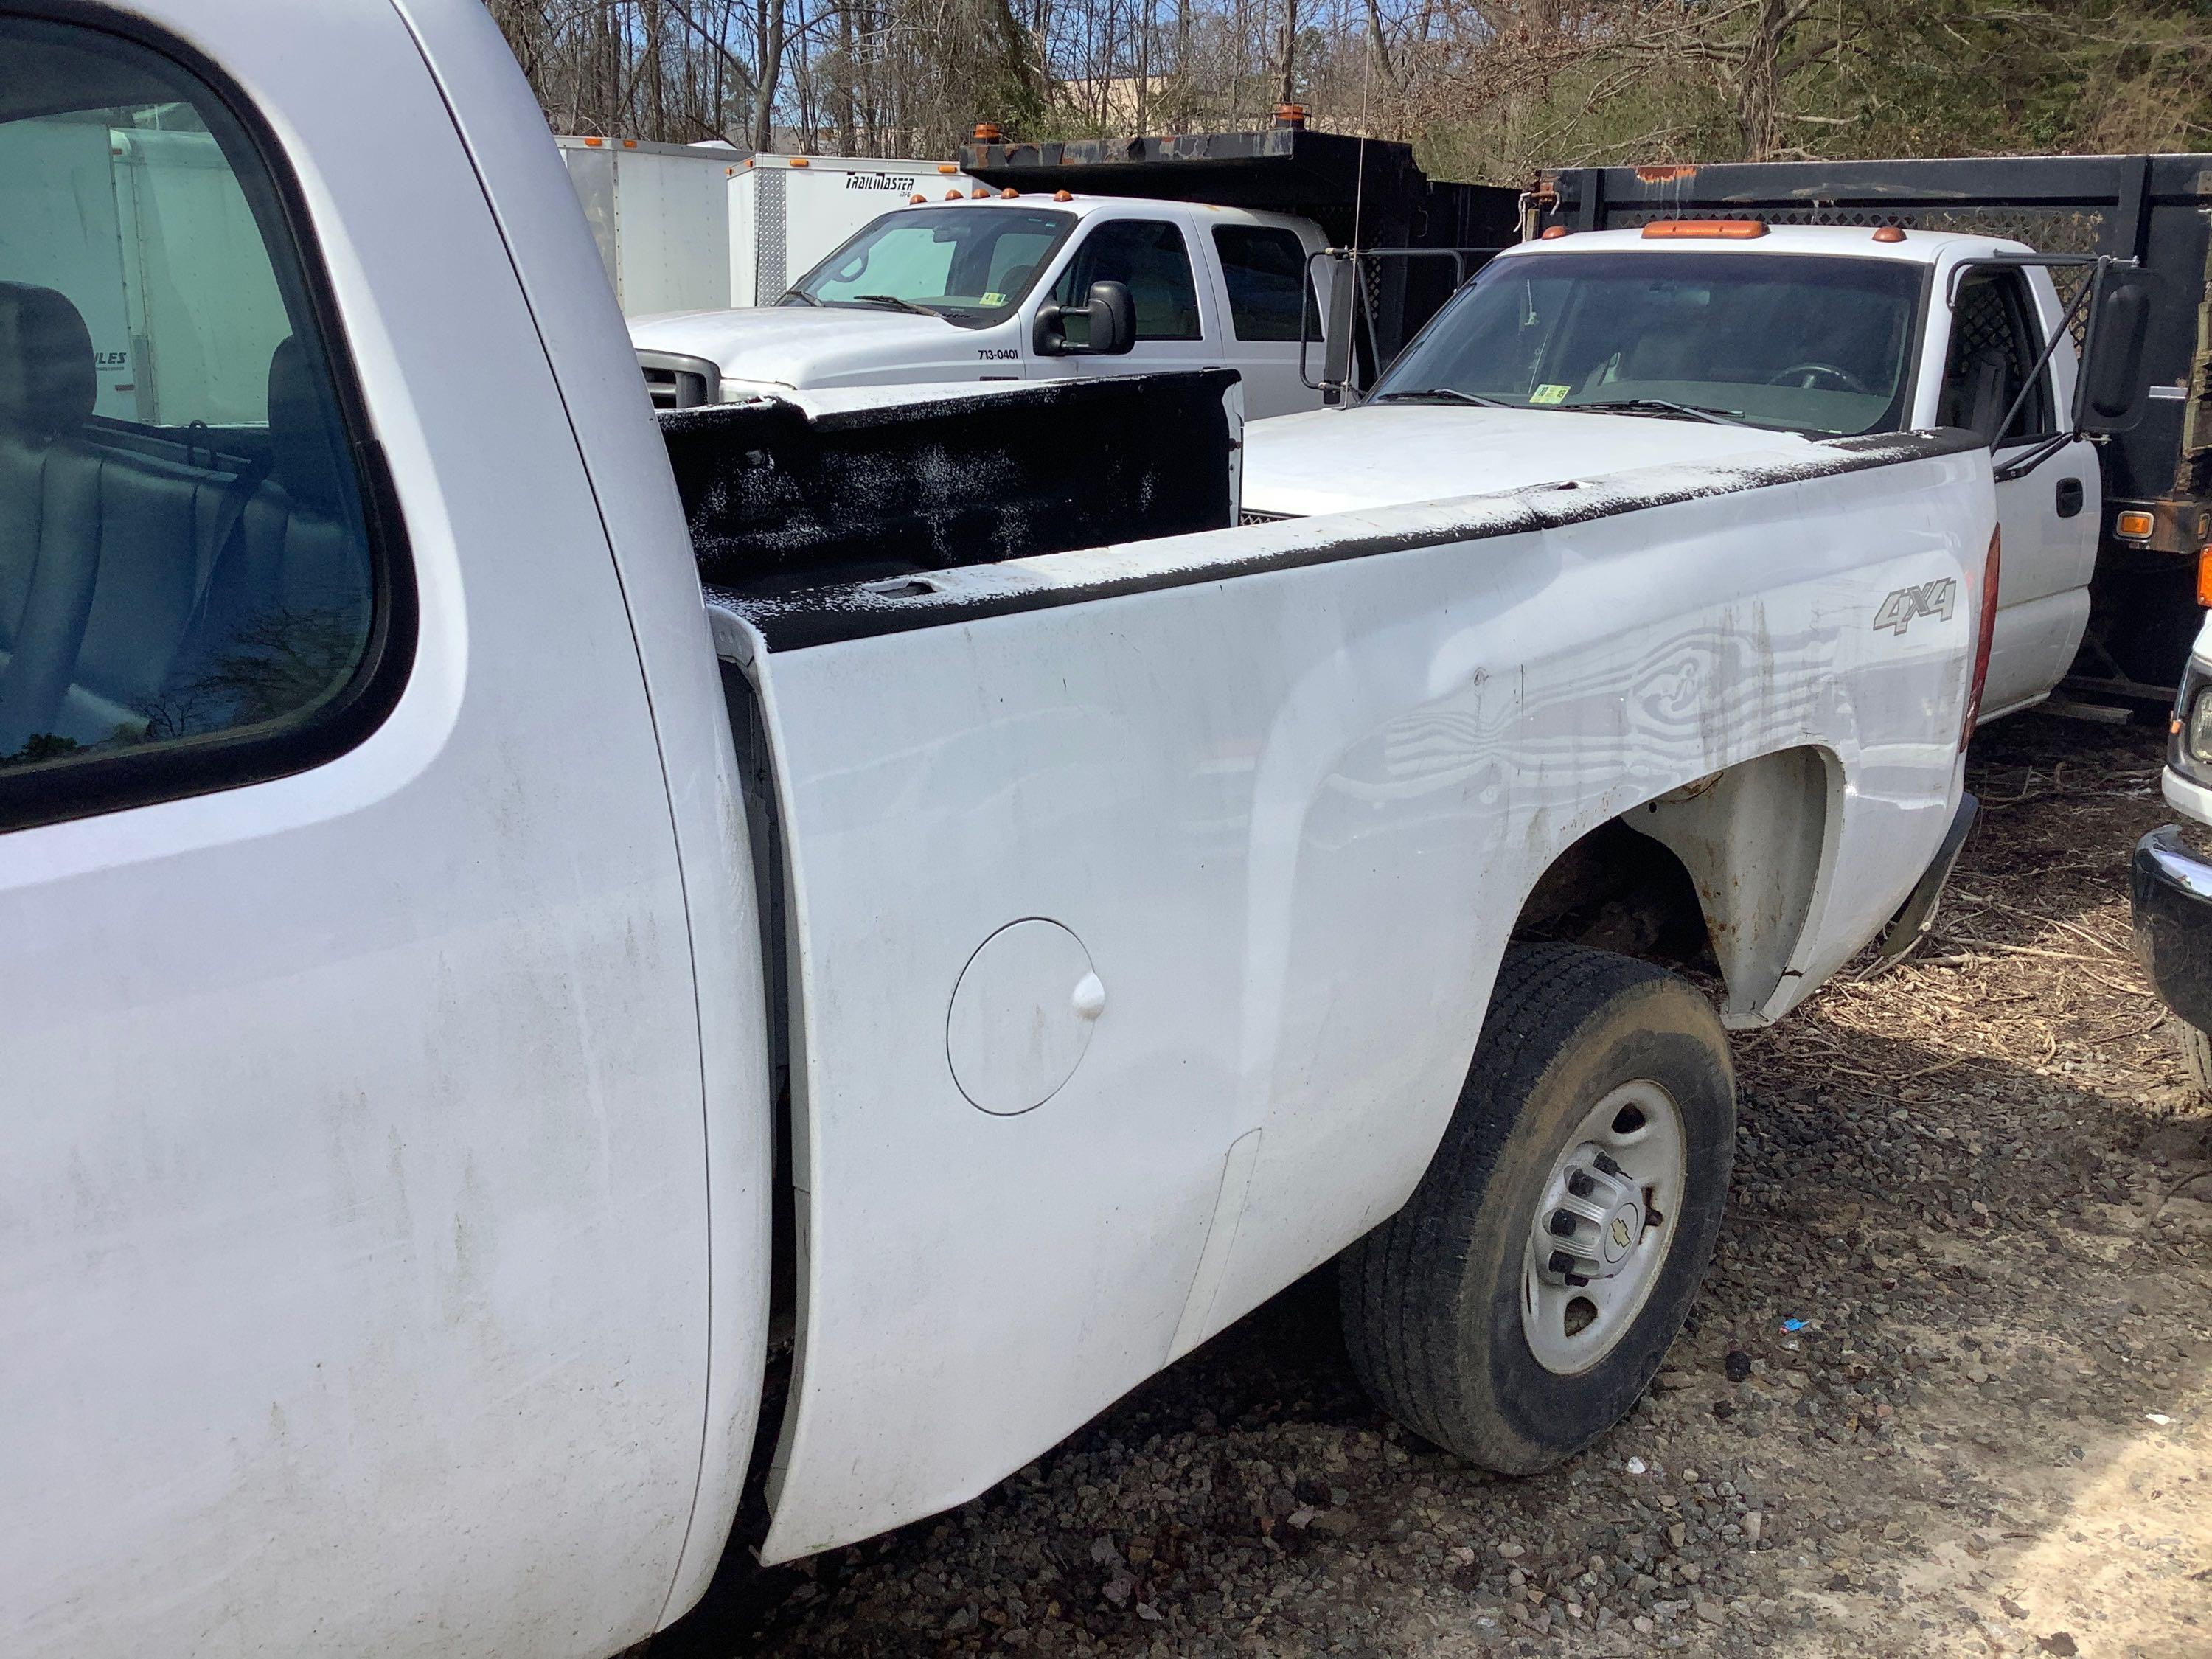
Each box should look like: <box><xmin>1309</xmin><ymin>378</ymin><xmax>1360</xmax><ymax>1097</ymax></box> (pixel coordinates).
<box><xmin>1537</xmin><ymin>1153</ymin><xmax>1649</xmax><ymax>1286</ymax></box>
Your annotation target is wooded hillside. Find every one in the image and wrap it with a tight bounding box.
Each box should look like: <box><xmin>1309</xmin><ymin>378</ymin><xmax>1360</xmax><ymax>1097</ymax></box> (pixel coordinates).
<box><xmin>484</xmin><ymin>0</ymin><xmax>2212</xmax><ymax>181</ymax></box>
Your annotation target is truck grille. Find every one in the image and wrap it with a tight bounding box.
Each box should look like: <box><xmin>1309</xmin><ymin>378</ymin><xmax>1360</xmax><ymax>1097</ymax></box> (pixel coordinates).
<box><xmin>636</xmin><ymin>349</ymin><xmax>719</xmax><ymax>411</ymax></box>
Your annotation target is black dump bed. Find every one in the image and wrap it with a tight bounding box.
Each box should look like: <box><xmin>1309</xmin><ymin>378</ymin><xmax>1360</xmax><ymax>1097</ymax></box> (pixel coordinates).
<box><xmin>1540</xmin><ymin>155</ymin><xmax>2212</xmax><ymax>698</ymax></box>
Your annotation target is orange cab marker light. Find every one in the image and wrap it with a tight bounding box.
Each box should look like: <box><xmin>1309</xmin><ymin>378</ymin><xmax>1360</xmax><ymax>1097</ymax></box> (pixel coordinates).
<box><xmin>1872</xmin><ymin>226</ymin><xmax>1906</xmax><ymax>243</ymax></box>
<box><xmin>2197</xmin><ymin>549</ymin><xmax>2212</xmax><ymax>608</ymax></box>
<box><xmin>946</xmin><ymin>190</ymin><xmax>964</xmax><ymax>200</ymax></box>
<box><xmin>1054</xmin><ymin>189</ymin><xmax>1073</xmax><ymax>202</ymax></box>
<box><xmin>1540</xmin><ymin>225</ymin><xmax>1569</xmax><ymax>240</ymax></box>
<box><xmin>622</xmin><ymin>139</ymin><xmax>637</xmax><ymax>148</ymax></box>
<box><xmin>1001</xmin><ymin>187</ymin><xmax>1019</xmax><ymax>198</ymax></box>
<box><xmin>1642</xmin><ymin>219</ymin><xmax>1767</xmax><ymax>240</ymax></box>
<box><xmin>582</xmin><ymin>136</ymin><xmax>604</xmax><ymax>147</ymax></box>
<box><xmin>910</xmin><ymin>192</ymin><xmax>927</xmax><ymax>204</ymax></box>
<box><xmin>2118</xmin><ymin>509</ymin><xmax>2156</xmax><ymax>540</ymax></box>
<box><xmin>972</xmin><ymin>187</ymin><xmax>990</xmax><ymax>198</ymax></box>
<box><xmin>789</xmin><ymin>156</ymin><xmax>808</xmax><ymax>167</ymax></box>
<box><xmin>938</xmin><ymin>163</ymin><xmax>959</xmax><ymax>173</ymax></box>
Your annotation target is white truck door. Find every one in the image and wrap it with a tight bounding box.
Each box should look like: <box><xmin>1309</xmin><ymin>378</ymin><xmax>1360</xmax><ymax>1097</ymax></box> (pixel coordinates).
<box><xmin>1030</xmin><ymin>209</ymin><xmax>1223</xmax><ymax>383</ymax></box>
<box><xmin>0</xmin><ymin>7</ymin><xmax>715</xmax><ymax>1656</ymax></box>
<box><xmin>1203</xmin><ymin>219</ymin><xmax>1329</xmax><ymax>419</ymax></box>
<box><xmin>1931</xmin><ymin>263</ymin><xmax>2099</xmax><ymax>717</ymax></box>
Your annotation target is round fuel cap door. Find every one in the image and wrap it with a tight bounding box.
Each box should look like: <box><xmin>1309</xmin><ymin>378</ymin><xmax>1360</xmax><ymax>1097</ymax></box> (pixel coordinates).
<box><xmin>946</xmin><ymin>919</ymin><xmax>1105</xmax><ymax>1116</ymax></box>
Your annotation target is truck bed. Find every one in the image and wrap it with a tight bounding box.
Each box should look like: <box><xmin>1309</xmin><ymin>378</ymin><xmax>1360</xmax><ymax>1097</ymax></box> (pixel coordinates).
<box><xmin>689</xmin><ymin>385</ymin><xmax>1994</xmax><ymax>1560</ymax></box>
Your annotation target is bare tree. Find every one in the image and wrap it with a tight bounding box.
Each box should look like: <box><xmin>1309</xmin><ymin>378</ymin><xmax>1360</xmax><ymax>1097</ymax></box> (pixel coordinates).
<box><xmin>481</xmin><ymin>0</ymin><xmax>2212</xmax><ymax>178</ymax></box>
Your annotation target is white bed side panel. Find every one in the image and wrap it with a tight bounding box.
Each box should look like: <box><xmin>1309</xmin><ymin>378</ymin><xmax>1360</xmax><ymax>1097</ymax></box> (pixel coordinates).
<box><xmin>748</xmin><ymin>446</ymin><xmax>1991</xmax><ymax>1559</ymax></box>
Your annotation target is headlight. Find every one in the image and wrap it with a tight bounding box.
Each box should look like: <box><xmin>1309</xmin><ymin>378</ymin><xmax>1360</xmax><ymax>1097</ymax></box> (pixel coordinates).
<box><xmin>2191</xmin><ymin>687</ymin><xmax>2212</xmax><ymax>768</ymax></box>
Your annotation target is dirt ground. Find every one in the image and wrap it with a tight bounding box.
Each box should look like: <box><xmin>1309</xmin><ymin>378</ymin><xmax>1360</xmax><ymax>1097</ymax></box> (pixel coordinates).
<box><xmin>663</xmin><ymin>712</ymin><xmax>2212</xmax><ymax>1659</ymax></box>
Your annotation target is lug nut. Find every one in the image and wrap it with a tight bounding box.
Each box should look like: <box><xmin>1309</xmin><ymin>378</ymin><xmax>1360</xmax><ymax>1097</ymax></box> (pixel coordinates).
<box><xmin>1567</xmin><ymin>1169</ymin><xmax>1596</xmax><ymax>1198</ymax></box>
<box><xmin>1593</xmin><ymin>1152</ymin><xmax>1624</xmax><ymax>1178</ymax></box>
<box><xmin>1548</xmin><ymin>1250</ymin><xmax>1576</xmax><ymax>1276</ymax></box>
<box><xmin>1565</xmin><ymin>1273</ymin><xmax>1590</xmax><ymax>1288</ymax></box>
<box><xmin>1548</xmin><ymin>1210</ymin><xmax>1579</xmax><ymax>1237</ymax></box>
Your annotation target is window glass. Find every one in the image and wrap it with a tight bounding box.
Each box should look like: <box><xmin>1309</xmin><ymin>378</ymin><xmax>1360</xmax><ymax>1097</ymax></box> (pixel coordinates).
<box><xmin>1213</xmin><ymin>225</ymin><xmax>1317</xmax><ymax>343</ymax></box>
<box><xmin>791</xmin><ymin>206</ymin><xmax>1072</xmax><ymax>323</ymax></box>
<box><xmin>1371</xmin><ymin>251</ymin><xmax>1923</xmax><ymax>437</ymax></box>
<box><xmin>1053</xmin><ymin>220</ymin><xmax>1203</xmax><ymax>343</ymax></box>
<box><xmin>0</xmin><ymin>18</ymin><xmax>378</xmax><ymax>787</ymax></box>
<box><xmin>1938</xmin><ymin>270</ymin><xmax>2053</xmax><ymax>445</ymax></box>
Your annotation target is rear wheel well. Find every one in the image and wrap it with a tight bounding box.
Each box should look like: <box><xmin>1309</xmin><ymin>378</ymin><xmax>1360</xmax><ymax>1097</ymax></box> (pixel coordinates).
<box><xmin>1511</xmin><ymin>747</ymin><xmax>1837</xmax><ymax>1023</ymax></box>
<box><xmin>1511</xmin><ymin>817</ymin><xmax>1717</xmax><ymax>977</ymax></box>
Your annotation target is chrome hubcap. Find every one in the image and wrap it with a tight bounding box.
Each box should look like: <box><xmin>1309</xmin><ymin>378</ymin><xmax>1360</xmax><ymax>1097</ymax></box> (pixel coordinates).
<box><xmin>1520</xmin><ymin>1079</ymin><xmax>1686</xmax><ymax>1376</ymax></box>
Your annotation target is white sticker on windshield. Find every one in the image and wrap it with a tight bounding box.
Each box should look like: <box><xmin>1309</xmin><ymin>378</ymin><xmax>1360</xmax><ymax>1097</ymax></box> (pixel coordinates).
<box><xmin>981</xmin><ymin>291</ymin><xmax>1006</xmax><ymax>307</ymax></box>
<box><xmin>1531</xmin><ymin>383</ymin><xmax>1571</xmax><ymax>406</ymax></box>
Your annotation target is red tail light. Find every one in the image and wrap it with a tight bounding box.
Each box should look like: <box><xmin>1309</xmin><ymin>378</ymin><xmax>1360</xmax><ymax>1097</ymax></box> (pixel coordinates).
<box><xmin>1961</xmin><ymin>527</ymin><xmax>2000</xmax><ymax>748</ymax></box>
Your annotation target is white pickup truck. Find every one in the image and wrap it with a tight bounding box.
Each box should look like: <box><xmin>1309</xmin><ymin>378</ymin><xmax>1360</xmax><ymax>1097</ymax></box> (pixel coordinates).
<box><xmin>629</xmin><ymin>191</ymin><xmax>1333</xmax><ymax>420</ymax></box>
<box><xmin>1245</xmin><ymin>221</ymin><xmax>2157</xmax><ymax>720</ymax></box>
<box><xmin>4</xmin><ymin>4</ymin><xmax>2012</xmax><ymax>1656</ymax></box>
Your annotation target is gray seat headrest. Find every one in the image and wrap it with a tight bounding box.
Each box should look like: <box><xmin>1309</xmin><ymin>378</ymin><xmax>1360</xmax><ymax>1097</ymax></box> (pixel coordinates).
<box><xmin>265</xmin><ymin>335</ymin><xmax>348</xmax><ymax>515</ymax></box>
<box><xmin>0</xmin><ymin>282</ymin><xmax>96</xmax><ymax>442</ymax></box>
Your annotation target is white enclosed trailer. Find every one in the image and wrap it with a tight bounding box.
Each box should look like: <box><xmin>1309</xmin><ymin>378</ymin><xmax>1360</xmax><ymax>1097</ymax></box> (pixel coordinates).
<box><xmin>557</xmin><ymin>134</ymin><xmax>741</xmax><ymax>315</ymax></box>
<box><xmin>729</xmin><ymin>152</ymin><xmax>974</xmax><ymax>305</ymax></box>
<box><xmin>0</xmin><ymin>116</ymin><xmax>278</xmax><ymax>425</ymax></box>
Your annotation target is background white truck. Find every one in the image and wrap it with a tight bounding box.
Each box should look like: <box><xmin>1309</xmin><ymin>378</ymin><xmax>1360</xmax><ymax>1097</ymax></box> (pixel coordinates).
<box><xmin>1245</xmin><ymin>220</ymin><xmax>2160</xmax><ymax>722</ymax></box>
<box><xmin>2</xmin><ymin>3</ymin><xmax>2096</xmax><ymax>1656</ymax></box>
<box><xmin>630</xmin><ymin>190</ymin><xmax>1333</xmax><ymax>418</ymax></box>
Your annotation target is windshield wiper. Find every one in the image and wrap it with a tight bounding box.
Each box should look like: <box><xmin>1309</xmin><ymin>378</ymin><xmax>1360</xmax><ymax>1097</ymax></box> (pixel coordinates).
<box><xmin>1565</xmin><ymin>397</ymin><xmax>1747</xmax><ymax>426</ymax></box>
<box><xmin>1371</xmin><ymin>388</ymin><xmax>1510</xmax><ymax>408</ymax></box>
<box><xmin>852</xmin><ymin>293</ymin><xmax>939</xmax><ymax>317</ymax></box>
<box><xmin>778</xmin><ymin>288</ymin><xmax>821</xmax><ymax>307</ymax></box>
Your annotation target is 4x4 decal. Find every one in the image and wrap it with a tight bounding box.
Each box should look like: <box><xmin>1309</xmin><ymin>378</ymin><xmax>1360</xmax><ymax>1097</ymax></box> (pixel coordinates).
<box><xmin>1874</xmin><ymin>577</ymin><xmax>1958</xmax><ymax>635</ymax></box>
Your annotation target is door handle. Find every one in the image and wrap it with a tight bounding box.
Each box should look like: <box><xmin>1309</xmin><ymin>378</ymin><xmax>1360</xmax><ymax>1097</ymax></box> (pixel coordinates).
<box><xmin>2056</xmin><ymin>478</ymin><xmax>2084</xmax><ymax>518</ymax></box>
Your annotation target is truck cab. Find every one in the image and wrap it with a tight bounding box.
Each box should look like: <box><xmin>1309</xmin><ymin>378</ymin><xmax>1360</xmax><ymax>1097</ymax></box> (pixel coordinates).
<box><xmin>1245</xmin><ymin>223</ymin><xmax>2105</xmax><ymax>719</ymax></box>
<box><xmin>629</xmin><ymin>193</ymin><xmax>1331</xmax><ymax>420</ymax></box>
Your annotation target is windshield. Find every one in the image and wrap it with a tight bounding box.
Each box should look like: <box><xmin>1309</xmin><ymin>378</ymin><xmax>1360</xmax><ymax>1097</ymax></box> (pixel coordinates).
<box><xmin>787</xmin><ymin>207</ymin><xmax>1074</xmax><ymax>327</ymax></box>
<box><xmin>1372</xmin><ymin>251</ymin><xmax>1924</xmax><ymax>436</ymax></box>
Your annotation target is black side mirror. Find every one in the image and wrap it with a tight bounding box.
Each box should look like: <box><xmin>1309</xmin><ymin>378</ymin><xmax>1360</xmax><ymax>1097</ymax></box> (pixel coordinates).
<box><xmin>1033</xmin><ymin>279</ymin><xmax>1136</xmax><ymax>358</ymax></box>
<box><xmin>2075</xmin><ymin>263</ymin><xmax>2157</xmax><ymax>435</ymax></box>
<box><xmin>1321</xmin><ymin>252</ymin><xmax>1357</xmax><ymax>403</ymax></box>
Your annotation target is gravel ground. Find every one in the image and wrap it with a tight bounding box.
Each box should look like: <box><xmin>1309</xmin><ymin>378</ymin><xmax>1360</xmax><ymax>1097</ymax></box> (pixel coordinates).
<box><xmin>662</xmin><ymin>712</ymin><xmax>2212</xmax><ymax>1659</ymax></box>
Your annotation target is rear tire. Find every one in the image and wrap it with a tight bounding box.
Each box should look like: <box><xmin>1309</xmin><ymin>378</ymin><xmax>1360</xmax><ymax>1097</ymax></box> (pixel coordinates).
<box><xmin>1340</xmin><ymin>942</ymin><xmax>1735</xmax><ymax>1474</ymax></box>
